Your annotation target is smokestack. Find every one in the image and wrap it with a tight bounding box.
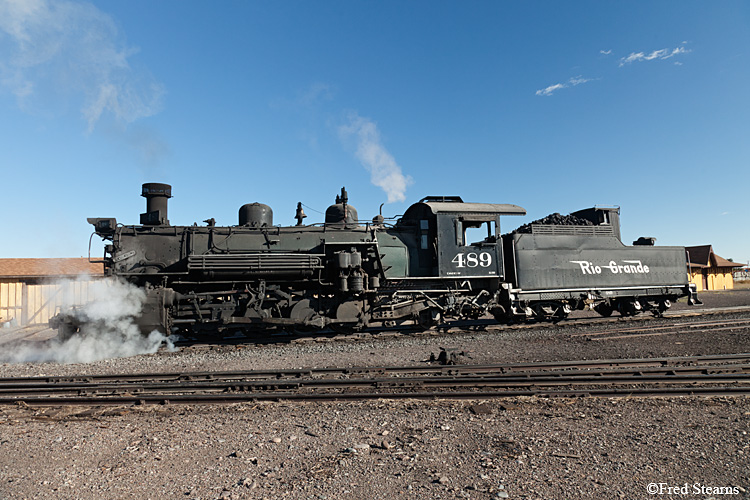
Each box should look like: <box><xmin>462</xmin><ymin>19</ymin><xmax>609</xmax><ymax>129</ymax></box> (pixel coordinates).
<box><xmin>140</xmin><ymin>183</ymin><xmax>172</xmax><ymax>225</ymax></box>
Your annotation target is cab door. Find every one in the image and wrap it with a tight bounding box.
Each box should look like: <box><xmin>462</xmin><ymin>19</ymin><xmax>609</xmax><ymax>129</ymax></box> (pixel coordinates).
<box><xmin>436</xmin><ymin>213</ymin><xmax>503</xmax><ymax>278</ymax></box>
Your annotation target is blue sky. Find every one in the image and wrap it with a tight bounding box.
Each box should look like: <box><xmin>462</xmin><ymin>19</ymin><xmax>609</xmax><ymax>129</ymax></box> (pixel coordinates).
<box><xmin>1</xmin><ymin>0</ymin><xmax>748</xmax><ymax>264</ymax></box>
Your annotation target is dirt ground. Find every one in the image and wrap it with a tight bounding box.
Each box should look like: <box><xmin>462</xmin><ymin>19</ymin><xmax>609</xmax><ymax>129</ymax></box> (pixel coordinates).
<box><xmin>1</xmin><ymin>289</ymin><xmax>749</xmax><ymax>500</ymax></box>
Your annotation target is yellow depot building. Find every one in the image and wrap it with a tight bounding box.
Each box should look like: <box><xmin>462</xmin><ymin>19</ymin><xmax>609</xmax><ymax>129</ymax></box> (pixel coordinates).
<box><xmin>686</xmin><ymin>245</ymin><xmax>743</xmax><ymax>291</ymax></box>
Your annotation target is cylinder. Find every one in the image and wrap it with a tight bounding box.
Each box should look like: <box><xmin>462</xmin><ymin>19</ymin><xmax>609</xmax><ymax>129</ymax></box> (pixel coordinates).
<box><xmin>239</xmin><ymin>203</ymin><xmax>273</xmax><ymax>227</ymax></box>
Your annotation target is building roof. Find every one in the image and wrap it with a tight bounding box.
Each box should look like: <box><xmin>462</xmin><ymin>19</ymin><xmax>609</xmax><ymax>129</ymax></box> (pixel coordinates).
<box><xmin>685</xmin><ymin>245</ymin><xmax>743</xmax><ymax>269</ymax></box>
<box><xmin>0</xmin><ymin>258</ymin><xmax>103</xmax><ymax>278</ymax></box>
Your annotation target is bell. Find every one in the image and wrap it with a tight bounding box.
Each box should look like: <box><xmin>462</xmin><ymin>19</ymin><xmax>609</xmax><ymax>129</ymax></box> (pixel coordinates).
<box><xmin>295</xmin><ymin>202</ymin><xmax>307</xmax><ymax>226</ymax></box>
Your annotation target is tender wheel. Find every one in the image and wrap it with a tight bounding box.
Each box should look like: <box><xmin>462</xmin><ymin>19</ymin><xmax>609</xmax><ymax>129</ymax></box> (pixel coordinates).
<box><xmin>617</xmin><ymin>299</ymin><xmax>643</xmax><ymax>317</ymax></box>
<box><xmin>594</xmin><ymin>303</ymin><xmax>613</xmax><ymax>317</ymax></box>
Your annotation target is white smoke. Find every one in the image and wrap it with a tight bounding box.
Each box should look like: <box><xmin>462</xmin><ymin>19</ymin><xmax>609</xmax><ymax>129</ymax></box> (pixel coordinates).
<box><xmin>339</xmin><ymin>111</ymin><xmax>413</xmax><ymax>203</ymax></box>
<box><xmin>0</xmin><ymin>0</ymin><xmax>164</xmax><ymax>131</ymax></box>
<box><xmin>0</xmin><ymin>277</ymin><xmax>176</xmax><ymax>364</ymax></box>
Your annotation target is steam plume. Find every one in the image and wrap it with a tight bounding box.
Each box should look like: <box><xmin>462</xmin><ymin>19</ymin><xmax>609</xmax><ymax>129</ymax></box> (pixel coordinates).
<box><xmin>0</xmin><ymin>277</ymin><xmax>175</xmax><ymax>364</ymax></box>
<box><xmin>339</xmin><ymin>112</ymin><xmax>413</xmax><ymax>203</ymax></box>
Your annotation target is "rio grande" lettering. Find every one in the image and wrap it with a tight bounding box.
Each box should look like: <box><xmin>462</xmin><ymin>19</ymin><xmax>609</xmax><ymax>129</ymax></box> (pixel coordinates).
<box><xmin>570</xmin><ymin>260</ymin><xmax>650</xmax><ymax>275</ymax></box>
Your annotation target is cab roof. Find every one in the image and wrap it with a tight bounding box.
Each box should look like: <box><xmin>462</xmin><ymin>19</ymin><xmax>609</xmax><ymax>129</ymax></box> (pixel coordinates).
<box><xmin>420</xmin><ymin>201</ymin><xmax>526</xmax><ymax>215</ymax></box>
<box><xmin>403</xmin><ymin>199</ymin><xmax>526</xmax><ymax>218</ymax></box>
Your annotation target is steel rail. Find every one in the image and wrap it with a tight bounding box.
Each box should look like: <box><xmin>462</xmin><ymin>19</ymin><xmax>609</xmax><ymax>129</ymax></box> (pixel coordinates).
<box><xmin>2</xmin><ymin>363</ymin><xmax>750</xmax><ymax>391</ymax></box>
<box><xmin>5</xmin><ymin>386</ymin><xmax>750</xmax><ymax>407</ymax></box>
<box><xmin>2</xmin><ymin>372</ymin><xmax>749</xmax><ymax>398</ymax></box>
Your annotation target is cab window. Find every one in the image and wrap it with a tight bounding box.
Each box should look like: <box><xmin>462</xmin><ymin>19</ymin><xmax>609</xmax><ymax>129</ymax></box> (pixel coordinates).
<box><xmin>457</xmin><ymin>220</ymin><xmax>497</xmax><ymax>246</ymax></box>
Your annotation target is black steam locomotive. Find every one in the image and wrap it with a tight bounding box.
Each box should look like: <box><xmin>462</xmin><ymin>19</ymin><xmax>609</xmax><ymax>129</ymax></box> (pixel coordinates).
<box><xmin>59</xmin><ymin>183</ymin><xmax>699</xmax><ymax>337</ymax></box>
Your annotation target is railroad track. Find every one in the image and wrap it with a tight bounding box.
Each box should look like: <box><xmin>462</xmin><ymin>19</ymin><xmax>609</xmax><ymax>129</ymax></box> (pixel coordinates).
<box><xmin>4</xmin><ymin>306</ymin><xmax>748</xmax><ymax>351</ymax></box>
<box><xmin>173</xmin><ymin>308</ymin><xmax>750</xmax><ymax>351</ymax></box>
<box><xmin>2</xmin><ymin>354</ymin><xmax>750</xmax><ymax>406</ymax></box>
<box><xmin>568</xmin><ymin>317</ymin><xmax>750</xmax><ymax>340</ymax></box>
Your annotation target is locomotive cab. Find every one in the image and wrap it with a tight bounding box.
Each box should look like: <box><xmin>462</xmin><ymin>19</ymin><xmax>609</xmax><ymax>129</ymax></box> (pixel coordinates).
<box><xmin>399</xmin><ymin>197</ymin><xmax>526</xmax><ymax>279</ymax></box>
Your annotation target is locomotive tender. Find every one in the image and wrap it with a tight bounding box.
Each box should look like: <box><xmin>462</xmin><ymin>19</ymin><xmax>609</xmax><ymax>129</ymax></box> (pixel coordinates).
<box><xmin>66</xmin><ymin>183</ymin><xmax>699</xmax><ymax>337</ymax></box>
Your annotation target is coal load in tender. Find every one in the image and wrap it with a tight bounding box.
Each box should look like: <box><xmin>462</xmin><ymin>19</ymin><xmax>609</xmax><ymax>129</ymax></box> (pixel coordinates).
<box><xmin>513</xmin><ymin>213</ymin><xmax>594</xmax><ymax>234</ymax></box>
